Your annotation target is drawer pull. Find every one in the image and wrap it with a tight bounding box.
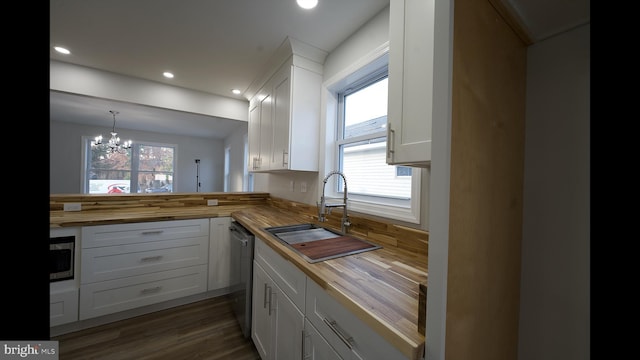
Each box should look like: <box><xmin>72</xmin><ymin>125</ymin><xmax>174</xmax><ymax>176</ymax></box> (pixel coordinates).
<box><xmin>268</xmin><ymin>290</ymin><xmax>275</xmax><ymax>316</ymax></box>
<box><xmin>140</xmin><ymin>255</ymin><xmax>163</xmax><ymax>262</ymax></box>
<box><xmin>323</xmin><ymin>317</ymin><xmax>353</xmax><ymax>349</ymax></box>
<box><xmin>263</xmin><ymin>284</ymin><xmax>269</xmax><ymax>309</ymax></box>
<box><xmin>140</xmin><ymin>286</ymin><xmax>162</xmax><ymax>294</ymax></box>
<box><xmin>302</xmin><ymin>330</ymin><xmax>311</xmax><ymax>360</ymax></box>
<box><xmin>141</xmin><ymin>230</ymin><xmax>164</xmax><ymax>235</ymax></box>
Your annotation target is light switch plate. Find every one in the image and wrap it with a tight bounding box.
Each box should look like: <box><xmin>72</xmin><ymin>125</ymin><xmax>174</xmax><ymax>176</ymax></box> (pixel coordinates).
<box><xmin>207</xmin><ymin>199</ymin><xmax>219</xmax><ymax>206</ymax></box>
<box><xmin>63</xmin><ymin>203</ymin><xmax>82</xmax><ymax>211</ymax></box>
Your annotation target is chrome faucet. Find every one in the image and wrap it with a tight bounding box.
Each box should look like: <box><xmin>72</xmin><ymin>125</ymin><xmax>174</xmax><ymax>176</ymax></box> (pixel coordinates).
<box><xmin>317</xmin><ymin>170</ymin><xmax>351</xmax><ymax>233</ymax></box>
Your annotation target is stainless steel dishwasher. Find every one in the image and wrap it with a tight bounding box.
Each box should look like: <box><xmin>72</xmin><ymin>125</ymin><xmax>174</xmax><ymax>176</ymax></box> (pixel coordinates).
<box><xmin>229</xmin><ymin>220</ymin><xmax>254</xmax><ymax>338</ymax></box>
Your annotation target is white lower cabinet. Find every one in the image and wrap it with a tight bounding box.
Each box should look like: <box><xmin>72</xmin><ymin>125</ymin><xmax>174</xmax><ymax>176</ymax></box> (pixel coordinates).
<box><xmin>251</xmin><ymin>236</ymin><xmax>406</xmax><ymax>360</ymax></box>
<box><xmin>49</xmin><ymin>227</ymin><xmax>80</xmax><ymax>327</ymax></box>
<box><xmin>50</xmin><ymin>286</ymin><xmax>78</xmax><ymax>327</ymax></box>
<box><xmin>79</xmin><ymin>219</ymin><xmax>209</xmax><ymax>320</ymax></box>
<box><xmin>252</xmin><ymin>261</ymin><xmax>304</xmax><ymax>360</ymax></box>
<box><xmin>252</xmin><ymin>236</ymin><xmax>306</xmax><ymax>360</ymax></box>
<box><xmin>304</xmin><ymin>319</ymin><xmax>343</xmax><ymax>360</ymax></box>
<box><xmin>305</xmin><ymin>280</ymin><xmax>404</xmax><ymax>360</ymax></box>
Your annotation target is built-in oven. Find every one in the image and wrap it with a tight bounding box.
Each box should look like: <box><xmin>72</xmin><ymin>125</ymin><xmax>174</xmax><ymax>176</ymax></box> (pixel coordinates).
<box><xmin>50</xmin><ymin>235</ymin><xmax>75</xmax><ymax>282</ymax></box>
<box><xmin>229</xmin><ymin>220</ymin><xmax>254</xmax><ymax>338</ymax></box>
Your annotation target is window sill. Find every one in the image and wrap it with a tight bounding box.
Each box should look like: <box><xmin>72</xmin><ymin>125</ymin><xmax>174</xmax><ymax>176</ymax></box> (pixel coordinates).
<box><xmin>348</xmin><ymin>198</ymin><xmax>420</xmax><ymax>224</ymax></box>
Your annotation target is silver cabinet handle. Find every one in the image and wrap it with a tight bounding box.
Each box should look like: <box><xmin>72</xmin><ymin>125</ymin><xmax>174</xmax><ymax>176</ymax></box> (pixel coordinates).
<box><xmin>141</xmin><ymin>286</ymin><xmax>162</xmax><ymax>294</ymax></box>
<box><xmin>268</xmin><ymin>289</ymin><xmax>275</xmax><ymax>316</ymax></box>
<box><xmin>387</xmin><ymin>126</ymin><xmax>395</xmax><ymax>161</ymax></box>
<box><xmin>263</xmin><ymin>283</ymin><xmax>269</xmax><ymax>309</ymax></box>
<box><xmin>282</xmin><ymin>150</ymin><xmax>288</xmax><ymax>166</ymax></box>
<box><xmin>302</xmin><ymin>330</ymin><xmax>311</xmax><ymax>360</ymax></box>
<box><xmin>141</xmin><ymin>230</ymin><xmax>164</xmax><ymax>235</ymax></box>
<box><xmin>323</xmin><ymin>317</ymin><xmax>353</xmax><ymax>349</ymax></box>
<box><xmin>140</xmin><ymin>255</ymin><xmax>163</xmax><ymax>262</ymax></box>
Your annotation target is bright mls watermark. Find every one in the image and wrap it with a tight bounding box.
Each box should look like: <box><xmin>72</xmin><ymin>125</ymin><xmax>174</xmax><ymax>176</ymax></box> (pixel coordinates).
<box><xmin>1</xmin><ymin>341</ymin><xmax>58</xmax><ymax>359</ymax></box>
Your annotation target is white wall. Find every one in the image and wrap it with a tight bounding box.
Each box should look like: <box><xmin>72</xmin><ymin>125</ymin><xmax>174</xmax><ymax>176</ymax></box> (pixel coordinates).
<box><xmin>518</xmin><ymin>24</ymin><xmax>590</xmax><ymax>360</ymax></box>
<box><xmin>50</xmin><ymin>120</ymin><xmax>237</xmax><ymax>194</ymax></box>
<box><xmin>224</xmin><ymin>123</ymin><xmax>250</xmax><ymax>192</ymax></box>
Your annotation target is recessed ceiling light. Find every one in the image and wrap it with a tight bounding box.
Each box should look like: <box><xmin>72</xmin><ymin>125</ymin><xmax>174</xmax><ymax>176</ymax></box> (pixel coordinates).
<box><xmin>297</xmin><ymin>0</ymin><xmax>318</xmax><ymax>10</ymax></box>
<box><xmin>232</xmin><ymin>89</ymin><xmax>241</xmax><ymax>95</ymax></box>
<box><xmin>54</xmin><ymin>46</ymin><xmax>70</xmax><ymax>55</ymax></box>
<box><xmin>163</xmin><ymin>72</ymin><xmax>174</xmax><ymax>79</ymax></box>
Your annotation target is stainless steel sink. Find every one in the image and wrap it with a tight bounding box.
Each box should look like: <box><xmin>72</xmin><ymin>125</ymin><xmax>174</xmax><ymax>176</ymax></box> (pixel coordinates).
<box><xmin>265</xmin><ymin>224</ymin><xmax>342</xmax><ymax>245</ymax></box>
<box><xmin>263</xmin><ymin>223</ymin><xmax>381</xmax><ymax>263</ymax></box>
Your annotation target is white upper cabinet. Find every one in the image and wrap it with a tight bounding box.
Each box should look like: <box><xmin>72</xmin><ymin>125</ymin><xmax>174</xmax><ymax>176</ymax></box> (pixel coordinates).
<box><xmin>270</xmin><ymin>59</ymin><xmax>322</xmax><ymax>171</ymax></box>
<box><xmin>247</xmin><ymin>37</ymin><xmax>326</xmax><ymax>173</ymax></box>
<box><xmin>248</xmin><ymin>84</ymin><xmax>273</xmax><ymax>172</ymax></box>
<box><xmin>387</xmin><ymin>0</ymin><xmax>450</xmax><ymax>167</ymax></box>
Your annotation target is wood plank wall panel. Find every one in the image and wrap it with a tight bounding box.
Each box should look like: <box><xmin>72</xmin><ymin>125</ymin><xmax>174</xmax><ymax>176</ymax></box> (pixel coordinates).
<box><xmin>267</xmin><ymin>197</ymin><xmax>428</xmax><ymax>261</ymax></box>
<box><xmin>446</xmin><ymin>0</ymin><xmax>527</xmax><ymax>359</ymax></box>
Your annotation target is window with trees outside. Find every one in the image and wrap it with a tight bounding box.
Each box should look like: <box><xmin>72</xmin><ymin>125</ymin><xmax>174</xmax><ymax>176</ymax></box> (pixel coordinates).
<box><xmin>84</xmin><ymin>138</ymin><xmax>176</xmax><ymax>194</ymax></box>
<box><xmin>330</xmin><ymin>62</ymin><xmax>420</xmax><ymax>223</ymax></box>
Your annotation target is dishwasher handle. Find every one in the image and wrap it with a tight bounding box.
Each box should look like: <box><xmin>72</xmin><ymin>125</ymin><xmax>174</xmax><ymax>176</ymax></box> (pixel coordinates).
<box><xmin>230</xmin><ymin>224</ymin><xmax>251</xmax><ymax>247</ymax></box>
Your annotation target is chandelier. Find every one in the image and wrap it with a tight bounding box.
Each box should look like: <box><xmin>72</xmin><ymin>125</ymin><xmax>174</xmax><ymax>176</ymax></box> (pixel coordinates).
<box><xmin>93</xmin><ymin>110</ymin><xmax>132</xmax><ymax>153</ymax></box>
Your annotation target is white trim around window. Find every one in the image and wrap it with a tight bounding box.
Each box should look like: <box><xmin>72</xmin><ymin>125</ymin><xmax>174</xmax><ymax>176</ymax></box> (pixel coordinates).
<box><xmin>321</xmin><ymin>42</ymin><xmax>421</xmax><ymax>224</ymax></box>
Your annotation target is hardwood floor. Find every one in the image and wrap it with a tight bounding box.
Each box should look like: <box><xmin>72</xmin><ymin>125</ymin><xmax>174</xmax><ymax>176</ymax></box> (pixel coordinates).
<box><xmin>52</xmin><ymin>295</ymin><xmax>261</xmax><ymax>360</ymax></box>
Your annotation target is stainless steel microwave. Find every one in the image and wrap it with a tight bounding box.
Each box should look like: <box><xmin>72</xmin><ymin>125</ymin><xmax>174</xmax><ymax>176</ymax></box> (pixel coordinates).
<box><xmin>50</xmin><ymin>236</ymin><xmax>75</xmax><ymax>282</ymax></box>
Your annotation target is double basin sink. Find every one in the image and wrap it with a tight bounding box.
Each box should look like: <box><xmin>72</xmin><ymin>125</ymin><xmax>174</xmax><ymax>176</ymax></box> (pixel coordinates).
<box><xmin>264</xmin><ymin>223</ymin><xmax>382</xmax><ymax>263</ymax></box>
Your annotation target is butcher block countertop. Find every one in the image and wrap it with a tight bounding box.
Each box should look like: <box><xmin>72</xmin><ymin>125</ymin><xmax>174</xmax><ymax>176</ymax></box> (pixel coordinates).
<box><xmin>49</xmin><ymin>192</ymin><xmax>269</xmax><ymax>227</ymax></box>
<box><xmin>49</xmin><ymin>193</ymin><xmax>427</xmax><ymax>359</ymax></box>
<box><xmin>49</xmin><ymin>204</ymin><xmax>253</xmax><ymax>227</ymax></box>
<box><xmin>232</xmin><ymin>206</ymin><xmax>427</xmax><ymax>360</ymax></box>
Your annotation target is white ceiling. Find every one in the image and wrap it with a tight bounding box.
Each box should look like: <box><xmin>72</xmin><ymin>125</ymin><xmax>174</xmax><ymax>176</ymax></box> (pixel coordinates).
<box><xmin>49</xmin><ymin>0</ymin><xmax>589</xmax><ymax>139</ymax></box>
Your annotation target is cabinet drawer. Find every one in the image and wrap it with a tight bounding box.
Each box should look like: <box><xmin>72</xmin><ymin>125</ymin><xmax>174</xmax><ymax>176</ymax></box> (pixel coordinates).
<box><xmin>81</xmin><ymin>236</ymin><xmax>209</xmax><ymax>284</ymax></box>
<box><xmin>82</xmin><ymin>219</ymin><xmax>209</xmax><ymax>248</ymax></box>
<box><xmin>254</xmin><ymin>236</ymin><xmax>306</xmax><ymax>310</ymax></box>
<box><xmin>79</xmin><ymin>264</ymin><xmax>207</xmax><ymax>320</ymax></box>
<box><xmin>50</xmin><ymin>288</ymin><xmax>78</xmax><ymax>327</ymax></box>
<box><xmin>306</xmin><ymin>279</ymin><xmax>406</xmax><ymax>360</ymax></box>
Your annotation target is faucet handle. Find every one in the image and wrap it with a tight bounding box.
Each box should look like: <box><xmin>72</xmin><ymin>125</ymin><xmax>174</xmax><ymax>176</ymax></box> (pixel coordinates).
<box><xmin>316</xmin><ymin>201</ymin><xmax>326</xmax><ymax>222</ymax></box>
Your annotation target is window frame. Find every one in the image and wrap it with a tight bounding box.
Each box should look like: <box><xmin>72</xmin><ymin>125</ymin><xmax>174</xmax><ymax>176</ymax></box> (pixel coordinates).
<box><xmin>82</xmin><ymin>136</ymin><xmax>177</xmax><ymax>194</ymax></box>
<box><xmin>322</xmin><ymin>49</ymin><xmax>421</xmax><ymax>224</ymax></box>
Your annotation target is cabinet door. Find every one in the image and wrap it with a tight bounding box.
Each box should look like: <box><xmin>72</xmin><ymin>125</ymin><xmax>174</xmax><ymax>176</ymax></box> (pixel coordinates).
<box><xmin>208</xmin><ymin>217</ymin><xmax>232</xmax><ymax>291</ymax></box>
<box><xmin>272</xmin><ymin>284</ymin><xmax>304</xmax><ymax>360</ymax></box>
<box><xmin>305</xmin><ymin>319</ymin><xmax>343</xmax><ymax>360</ymax></box>
<box><xmin>248</xmin><ymin>101</ymin><xmax>261</xmax><ymax>171</ymax></box>
<box><xmin>387</xmin><ymin>0</ymin><xmax>435</xmax><ymax>166</ymax></box>
<box><xmin>252</xmin><ymin>261</ymin><xmax>272</xmax><ymax>359</ymax></box>
<box><xmin>270</xmin><ymin>65</ymin><xmax>292</xmax><ymax>170</ymax></box>
<box><xmin>258</xmin><ymin>91</ymin><xmax>273</xmax><ymax>171</ymax></box>
<box><xmin>50</xmin><ymin>288</ymin><xmax>79</xmax><ymax>327</ymax></box>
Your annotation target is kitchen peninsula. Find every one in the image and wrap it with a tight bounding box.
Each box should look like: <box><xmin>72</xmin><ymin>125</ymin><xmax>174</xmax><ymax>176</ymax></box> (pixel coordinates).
<box><xmin>50</xmin><ymin>192</ymin><xmax>428</xmax><ymax>360</ymax></box>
